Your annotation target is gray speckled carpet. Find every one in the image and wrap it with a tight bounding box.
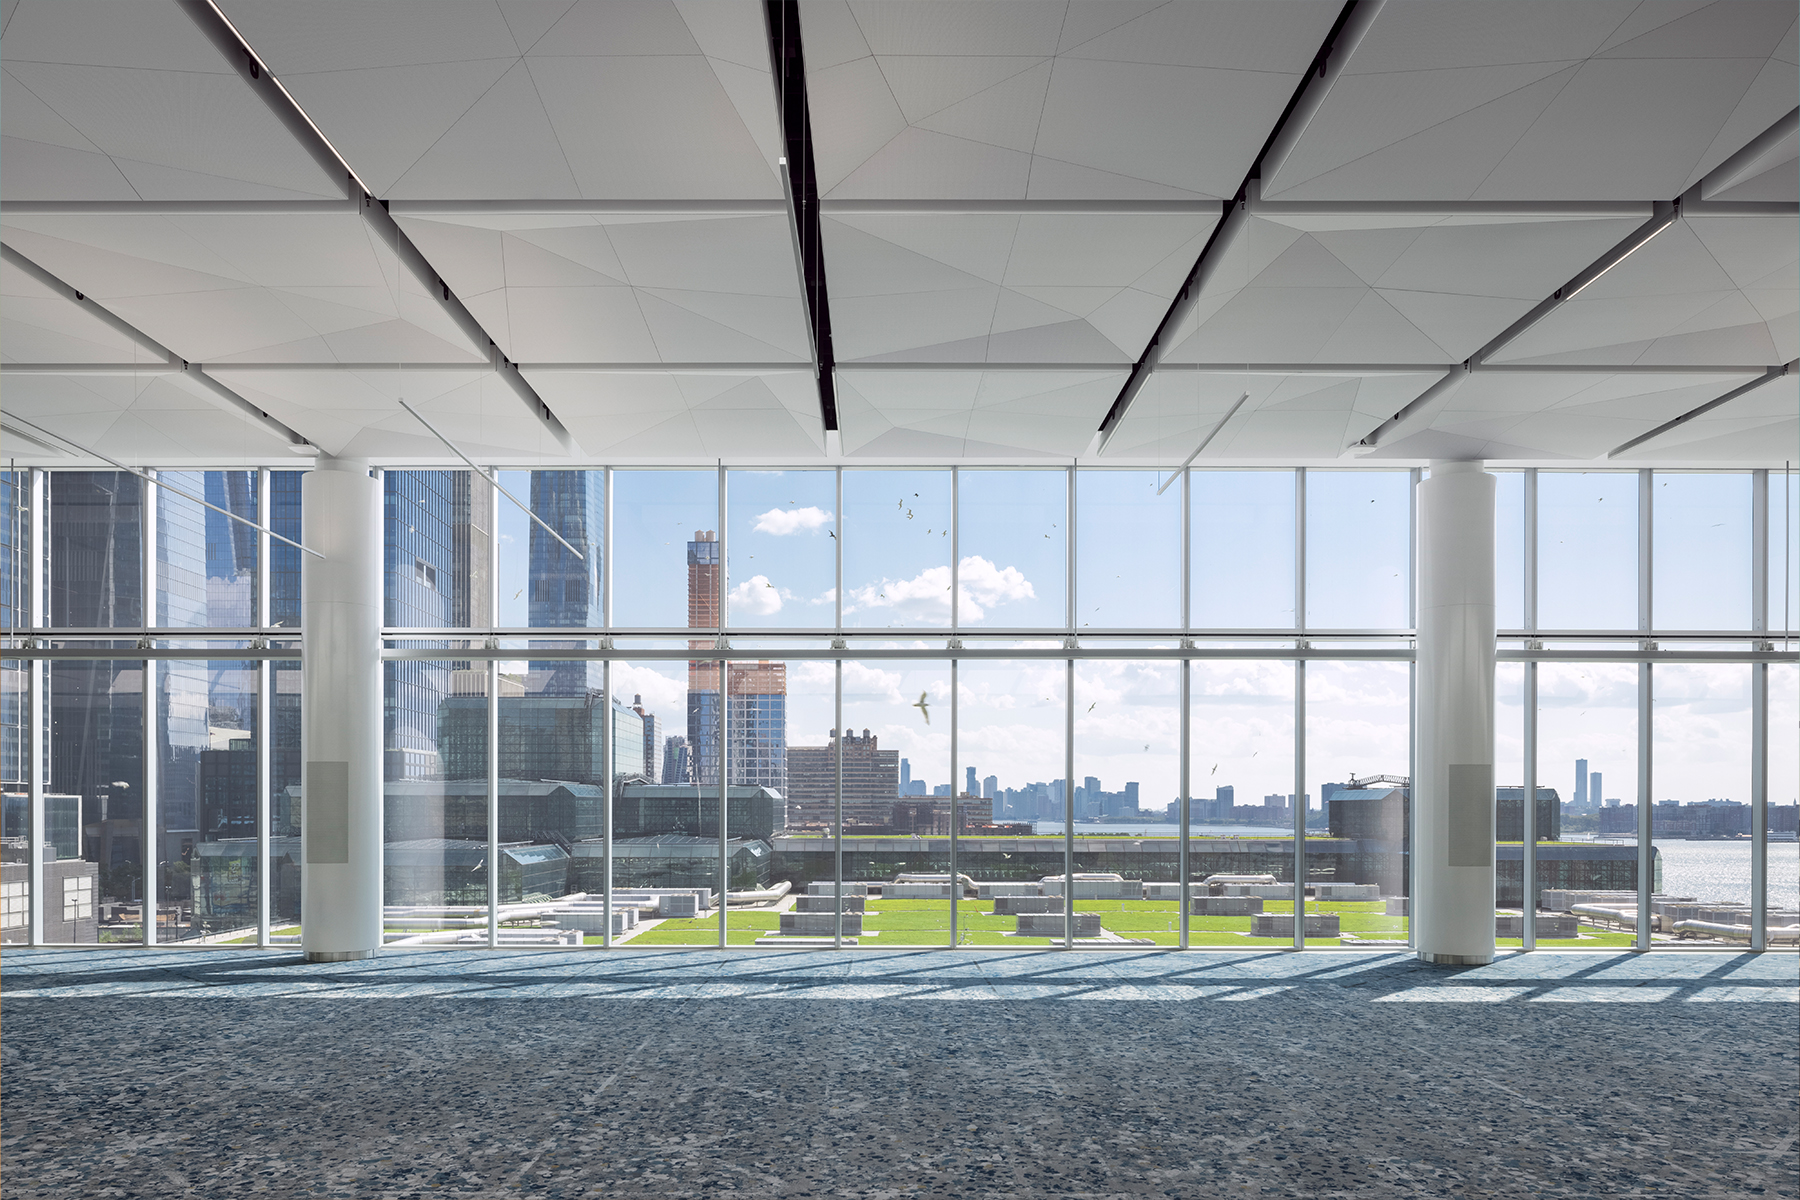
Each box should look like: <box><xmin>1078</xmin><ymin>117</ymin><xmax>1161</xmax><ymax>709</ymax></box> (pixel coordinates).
<box><xmin>3</xmin><ymin>948</ymin><xmax>1795</xmax><ymax>1199</ymax></box>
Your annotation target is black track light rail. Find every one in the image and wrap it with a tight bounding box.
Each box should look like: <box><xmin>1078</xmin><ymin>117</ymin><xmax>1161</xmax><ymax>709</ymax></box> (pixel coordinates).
<box><xmin>766</xmin><ymin>0</ymin><xmax>839</xmax><ymax>433</ymax></box>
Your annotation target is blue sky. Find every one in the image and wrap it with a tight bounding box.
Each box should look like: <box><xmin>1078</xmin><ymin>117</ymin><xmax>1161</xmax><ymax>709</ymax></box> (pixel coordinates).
<box><xmin>470</xmin><ymin>467</ymin><xmax>1794</xmax><ymax>808</ymax></box>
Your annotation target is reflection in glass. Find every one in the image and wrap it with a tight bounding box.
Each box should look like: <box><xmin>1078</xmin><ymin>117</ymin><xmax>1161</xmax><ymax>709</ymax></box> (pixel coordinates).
<box><xmin>1494</xmin><ymin>471</ymin><xmax>1525</xmax><ymax>632</ymax></box>
<box><xmin>1538</xmin><ymin>472</ymin><xmax>1637</xmax><ymax>630</ymax></box>
<box><xmin>1767</xmin><ymin>665</ymin><xmax>1798</xmax><ymax>945</ymax></box>
<box><xmin>495</xmin><ymin>470</ymin><xmax>603</xmax><ymax>630</ymax></box>
<box><xmin>1187</xmin><ymin>661</ymin><xmax>1294</xmax><ymax>945</ymax></box>
<box><xmin>50</xmin><ymin>660</ymin><xmax>142</xmax><ymax>942</ymax></box>
<box><xmin>611</xmin><ymin>470</ymin><xmax>717</xmax><ymax>629</ymax></box>
<box><xmin>161</xmin><ymin>658</ymin><xmax>258</xmax><ymax>942</ymax></box>
<box><xmin>1</xmin><ymin>657</ymin><xmax>31</xmax><ymax>944</ymax></box>
<box><xmin>383</xmin><ymin>660</ymin><xmax>488</xmax><ymax>944</ymax></box>
<box><xmin>726</xmin><ymin>470</ymin><xmax>835</xmax><ymax>629</ymax></box>
<box><xmin>958</xmin><ymin>470</ymin><xmax>1065</xmax><ymax>629</ymax></box>
<box><xmin>1652</xmin><ymin>664</ymin><xmax>1751</xmax><ymax>947</ymax></box>
<box><xmin>1309</xmin><ymin>661</ymin><xmax>1409</xmax><ymax>945</ymax></box>
<box><xmin>1077</xmin><ymin>470</ymin><xmax>1180</xmax><ymax>629</ymax></box>
<box><xmin>1305</xmin><ymin>471</ymin><xmax>1410</xmax><ymax>630</ymax></box>
<box><xmin>1494</xmin><ymin>662</ymin><xmax>1537</xmax><ymax>941</ymax></box>
<box><xmin>159</xmin><ymin>471</ymin><xmax>258</xmax><ymax>629</ymax></box>
<box><xmin>1653</xmin><ymin>473</ymin><xmax>1750</xmax><ymax>630</ymax></box>
<box><xmin>51</xmin><ymin>472</ymin><xmax>143</xmax><ymax>628</ymax></box>
<box><xmin>1537</xmin><ymin>662</ymin><xmax>1643</xmax><ymax>947</ymax></box>
<box><xmin>383</xmin><ymin>470</ymin><xmax>492</xmax><ymax>630</ymax></box>
<box><xmin>842</xmin><ymin>470</ymin><xmax>951</xmax><ymax>628</ymax></box>
<box><xmin>1192</xmin><ymin>470</ymin><xmax>1293</xmax><ymax>629</ymax></box>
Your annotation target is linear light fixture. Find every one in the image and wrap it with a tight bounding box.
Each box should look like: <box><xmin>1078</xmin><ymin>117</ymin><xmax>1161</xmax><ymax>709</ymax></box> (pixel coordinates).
<box><xmin>396</xmin><ymin>398</ymin><xmax>585</xmax><ymax>562</ymax></box>
<box><xmin>2</xmin><ymin>413</ymin><xmax>324</xmax><ymax>559</ymax></box>
<box><xmin>1157</xmin><ymin>393</ymin><xmax>1249</xmax><ymax>495</ymax></box>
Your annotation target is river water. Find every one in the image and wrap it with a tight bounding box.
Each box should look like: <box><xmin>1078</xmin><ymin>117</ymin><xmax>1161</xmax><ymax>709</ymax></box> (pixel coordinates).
<box><xmin>1031</xmin><ymin>821</ymin><xmax>1800</xmax><ymax>912</ymax></box>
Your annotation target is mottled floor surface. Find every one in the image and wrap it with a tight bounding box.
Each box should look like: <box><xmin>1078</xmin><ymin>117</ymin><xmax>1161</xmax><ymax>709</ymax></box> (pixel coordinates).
<box><xmin>2</xmin><ymin>949</ymin><xmax>1795</xmax><ymax>1199</ymax></box>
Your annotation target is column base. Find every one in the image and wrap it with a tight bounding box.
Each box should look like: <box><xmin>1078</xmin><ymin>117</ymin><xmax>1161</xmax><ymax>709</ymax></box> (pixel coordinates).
<box><xmin>304</xmin><ymin>949</ymin><xmax>376</xmax><ymax>963</ymax></box>
<box><xmin>1416</xmin><ymin>950</ymin><xmax>1493</xmax><ymax>966</ymax></box>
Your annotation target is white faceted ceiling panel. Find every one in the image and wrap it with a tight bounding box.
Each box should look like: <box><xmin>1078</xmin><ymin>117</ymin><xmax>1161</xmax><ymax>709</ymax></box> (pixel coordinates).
<box><xmin>219</xmin><ymin>0</ymin><xmax>784</xmax><ymax>199</ymax></box>
<box><xmin>0</xmin><ymin>0</ymin><xmax>343</xmax><ymax>200</ymax></box>
<box><xmin>522</xmin><ymin>369</ymin><xmax>825</xmax><ymax>458</ymax></box>
<box><xmin>802</xmin><ymin>0</ymin><xmax>1338</xmax><ymax>199</ymax></box>
<box><xmin>1395</xmin><ymin>369</ymin><xmax>1766</xmax><ymax>460</ymax></box>
<box><xmin>1489</xmin><ymin>215</ymin><xmax>1799</xmax><ymax>366</ymax></box>
<box><xmin>1614</xmin><ymin>373</ymin><xmax>1798</xmax><ymax>460</ymax></box>
<box><xmin>0</xmin><ymin>212</ymin><xmax>486</xmax><ymax>363</ymax></box>
<box><xmin>205</xmin><ymin>367</ymin><xmax>567</xmax><ymax>459</ymax></box>
<box><xmin>1105</xmin><ymin>370</ymin><xmax>1442</xmax><ymax>461</ymax></box>
<box><xmin>1</xmin><ymin>256</ymin><xmax>154</xmax><ymax>362</ymax></box>
<box><xmin>1162</xmin><ymin>211</ymin><xmax>1650</xmax><ymax>365</ymax></box>
<box><xmin>1264</xmin><ymin>0</ymin><xmax>1799</xmax><ymax>200</ymax></box>
<box><xmin>825</xmin><ymin>209</ymin><xmax>1217</xmax><ymax>362</ymax></box>
<box><xmin>396</xmin><ymin>212</ymin><xmax>812</xmax><ymax>364</ymax></box>
<box><xmin>1</xmin><ymin>370</ymin><xmax>302</xmax><ymax>462</ymax></box>
<box><xmin>836</xmin><ymin>368</ymin><xmax>1127</xmax><ymax>457</ymax></box>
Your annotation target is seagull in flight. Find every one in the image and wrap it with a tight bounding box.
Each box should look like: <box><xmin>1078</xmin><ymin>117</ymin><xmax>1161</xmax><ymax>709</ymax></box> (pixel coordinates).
<box><xmin>912</xmin><ymin>691</ymin><xmax>931</xmax><ymax>725</ymax></box>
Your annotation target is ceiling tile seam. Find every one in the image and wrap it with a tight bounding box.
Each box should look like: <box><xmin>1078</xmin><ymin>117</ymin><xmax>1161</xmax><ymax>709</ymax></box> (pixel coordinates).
<box><xmin>517</xmin><ymin>57</ymin><xmax>586</xmax><ymax>200</ymax></box>
<box><xmin>0</xmin><ymin>64</ymin><xmax>118</xmax><ymax>163</ymax></box>
<box><xmin>1095</xmin><ymin>0</ymin><xmax>1371</xmax><ymax>453</ymax></box>
<box><xmin>180</xmin><ymin>0</ymin><xmax>579</xmax><ymax>454</ymax></box>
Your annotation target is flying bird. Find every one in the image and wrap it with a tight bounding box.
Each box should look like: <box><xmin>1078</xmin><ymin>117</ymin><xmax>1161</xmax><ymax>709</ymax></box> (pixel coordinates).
<box><xmin>1087</xmin><ymin>702</ymin><xmax>1097</xmax><ymax>713</ymax></box>
<box><xmin>913</xmin><ymin>691</ymin><xmax>931</xmax><ymax>724</ymax></box>
<box><xmin>1210</xmin><ymin>764</ymin><xmax>1218</xmax><ymax>776</ymax></box>
<box><xmin>828</xmin><ymin>531</ymin><xmax>836</xmax><ymax>539</ymax></box>
<box><xmin>512</xmin><ymin>588</ymin><xmax>523</xmax><ymax>600</ymax></box>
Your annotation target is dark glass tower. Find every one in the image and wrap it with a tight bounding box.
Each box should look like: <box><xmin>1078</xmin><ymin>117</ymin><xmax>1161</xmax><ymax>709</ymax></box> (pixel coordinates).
<box><xmin>526</xmin><ymin>471</ymin><xmax>603</xmax><ymax>697</ymax></box>
<box><xmin>383</xmin><ymin>471</ymin><xmax>492</xmax><ymax>779</ymax></box>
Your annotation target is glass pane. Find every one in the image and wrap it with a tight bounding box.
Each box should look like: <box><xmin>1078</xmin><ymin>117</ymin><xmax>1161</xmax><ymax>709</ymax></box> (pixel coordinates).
<box><xmin>271</xmin><ymin>660</ymin><xmax>301</xmax><ymax>940</ymax></box>
<box><xmin>383</xmin><ymin>470</ymin><xmax>492</xmax><ymax>629</ymax></box>
<box><xmin>1768</xmin><ymin>664</ymin><xmax>1797</xmax><ymax>945</ymax></box>
<box><xmin>162</xmin><ymin>658</ymin><xmax>258</xmax><ymax>942</ymax></box>
<box><xmin>159</xmin><ymin>471</ymin><xmax>258</xmax><ymax>629</ymax></box>
<box><xmin>838</xmin><ymin>658</ymin><xmax>952</xmax><ymax>945</ymax></box>
<box><xmin>1305</xmin><ymin>471</ymin><xmax>1410</xmax><ymax>630</ymax></box>
<box><xmin>495</xmin><ymin>470</ymin><xmax>603</xmax><ymax>630</ymax></box>
<box><xmin>269</xmin><ymin>471</ymin><xmax>304</xmax><ymax>631</ymax></box>
<box><xmin>1076</xmin><ymin>470</ymin><xmax>1181</xmax><ymax>629</ymax></box>
<box><xmin>842</xmin><ymin>470</ymin><xmax>952</xmax><ymax>629</ymax></box>
<box><xmin>1494</xmin><ymin>471</ymin><xmax>1525</xmax><ymax>632</ymax></box>
<box><xmin>1537</xmin><ymin>662</ymin><xmax>1640</xmax><ymax>947</ymax></box>
<box><xmin>1188</xmin><ymin>661</ymin><xmax>1295</xmax><ymax>946</ymax></box>
<box><xmin>2</xmin><ymin>469</ymin><xmax>29</xmax><ymax>631</ymax></box>
<box><xmin>51</xmin><ymin>472</ymin><xmax>144</xmax><ymax>628</ymax></box>
<box><xmin>1538</xmin><ymin>472</ymin><xmax>1637</xmax><ymax>631</ymax></box>
<box><xmin>51</xmin><ymin>660</ymin><xmax>142</xmax><ymax>942</ymax></box>
<box><xmin>611</xmin><ymin>471</ymin><xmax>717</xmax><ymax>629</ymax></box>
<box><xmin>1192</xmin><ymin>470</ymin><xmax>1294</xmax><ymax>630</ymax></box>
<box><xmin>1652</xmin><ymin>664</ymin><xmax>1752</xmax><ymax>947</ymax></box>
<box><xmin>383</xmin><ymin>660</ymin><xmax>487</xmax><ymax>941</ymax></box>
<box><xmin>959</xmin><ymin>657</ymin><xmax>1066</xmax><ymax>944</ymax></box>
<box><xmin>606</xmin><ymin>659</ymin><xmax>724</xmax><ymax>946</ymax></box>
<box><xmin>958</xmin><ymin>470</ymin><xmax>1065</xmax><ymax>629</ymax></box>
<box><xmin>1070</xmin><ymin>660</ymin><xmax>1180</xmax><ymax>944</ymax></box>
<box><xmin>725</xmin><ymin>469</ymin><xmax>836</xmax><ymax>629</ymax></box>
<box><xmin>2</xmin><ymin>658</ymin><xmax>30</xmax><ymax>944</ymax></box>
<box><xmin>1309</xmin><ymin>661</ymin><xmax>1409</xmax><ymax>946</ymax></box>
<box><xmin>1774</xmin><ymin>469</ymin><xmax>1798</xmax><ymax>634</ymax></box>
<box><xmin>1653</xmin><ymin>473</ymin><xmax>1751</xmax><ymax>631</ymax></box>
<box><xmin>1494</xmin><ymin>662</ymin><xmax>1530</xmax><ymax>943</ymax></box>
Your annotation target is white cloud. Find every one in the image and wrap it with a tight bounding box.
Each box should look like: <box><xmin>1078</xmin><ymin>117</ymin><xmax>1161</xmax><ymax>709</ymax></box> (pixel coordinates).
<box><xmin>608</xmin><ymin>662</ymin><xmax>687</xmax><ymax>719</ymax></box>
<box><xmin>753</xmin><ymin>506</ymin><xmax>833</xmax><ymax>535</ymax></box>
<box><xmin>729</xmin><ymin>575</ymin><xmax>785</xmax><ymax>615</ymax></box>
<box><xmin>842</xmin><ymin>556</ymin><xmax>1034</xmax><ymax>623</ymax></box>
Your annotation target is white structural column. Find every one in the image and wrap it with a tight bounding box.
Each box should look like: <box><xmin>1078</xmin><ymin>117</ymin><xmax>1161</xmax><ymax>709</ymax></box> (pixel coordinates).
<box><xmin>301</xmin><ymin>456</ymin><xmax>384</xmax><ymax>961</ymax></box>
<box><xmin>1414</xmin><ymin>461</ymin><xmax>1498</xmax><ymax>965</ymax></box>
